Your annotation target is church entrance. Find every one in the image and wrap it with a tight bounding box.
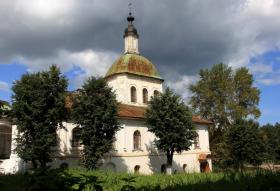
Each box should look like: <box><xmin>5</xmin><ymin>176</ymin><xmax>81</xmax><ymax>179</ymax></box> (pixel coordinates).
<box><xmin>161</xmin><ymin>164</ymin><xmax>166</xmax><ymax>174</ymax></box>
<box><xmin>134</xmin><ymin>165</ymin><xmax>140</xmax><ymax>174</ymax></box>
<box><xmin>200</xmin><ymin>160</ymin><xmax>210</xmax><ymax>173</ymax></box>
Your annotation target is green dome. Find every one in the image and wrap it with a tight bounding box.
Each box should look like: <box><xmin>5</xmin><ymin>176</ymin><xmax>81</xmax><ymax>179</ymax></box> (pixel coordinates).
<box><xmin>105</xmin><ymin>54</ymin><xmax>162</xmax><ymax>80</ymax></box>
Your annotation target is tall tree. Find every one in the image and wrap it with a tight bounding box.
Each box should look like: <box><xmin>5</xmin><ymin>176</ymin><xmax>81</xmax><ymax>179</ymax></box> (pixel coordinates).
<box><xmin>190</xmin><ymin>63</ymin><xmax>260</xmax><ymax>142</ymax></box>
<box><xmin>12</xmin><ymin>65</ymin><xmax>68</xmax><ymax>168</ymax></box>
<box><xmin>146</xmin><ymin>88</ymin><xmax>197</xmax><ymax>175</ymax></box>
<box><xmin>71</xmin><ymin>77</ymin><xmax>120</xmax><ymax>169</ymax></box>
<box><xmin>225</xmin><ymin>119</ymin><xmax>264</xmax><ymax>171</ymax></box>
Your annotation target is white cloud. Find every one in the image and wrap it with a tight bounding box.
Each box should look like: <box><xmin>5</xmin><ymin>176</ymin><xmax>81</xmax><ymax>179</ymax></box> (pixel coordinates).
<box><xmin>14</xmin><ymin>0</ymin><xmax>75</xmax><ymax>20</ymax></box>
<box><xmin>250</xmin><ymin>63</ymin><xmax>273</xmax><ymax>74</ymax></box>
<box><xmin>17</xmin><ymin>49</ymin><xmax>118</xmax><ymax>88</ymax></box>
<box><xmin>226</xmin><ymin>0</ymin><xmax>280</xmax><ymax>68</ymax></box>
<box><xmin>167</xmin><ymin>75</ymin><xmax>199</xmax><ymax>102</ymax></box>
<box><xmin>0</xmin><ymin>81</ymin><xmax>9</xmax><ymax>92</ymax></box>
<box><xmin>257</xmin><ymin>77</ymin><xmax>280</xmax><ymax>86</ymax></box>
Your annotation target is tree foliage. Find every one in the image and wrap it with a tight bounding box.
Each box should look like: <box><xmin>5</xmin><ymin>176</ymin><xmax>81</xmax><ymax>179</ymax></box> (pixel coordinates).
<box><xmin>225</xmin><ymin>119</ymin><xmax>264</xmax><ymax>170</ymax></box>
<box><xmin>190</xmin><ymin>63</ymin><xmax>260</xmax><ymax>139</ymax></box>
<box><xmin>12</xmin><ymin>65</ymin><xmax>68</xmax><ymax>168</ymax></box>
<box><xmin>145</xmin><ymin>88</ymin><xmax>196</xmax><ymax>174</ymax></box>
<box><xmin>259</xmin><ymin>123</ymin><xmax>280</xmax><ymax>162</ymax></box>
<box><xmin>71</xmin><ymin>77</ymin><xmax>120</xmax><ymax>169</ymax></box>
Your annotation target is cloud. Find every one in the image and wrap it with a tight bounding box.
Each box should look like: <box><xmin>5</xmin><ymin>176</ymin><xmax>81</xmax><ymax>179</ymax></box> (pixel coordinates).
<box><xmin>0</xmin><ymin>81</ymin><xmax>9</xmax><ymax>92</ymax></box>
<box><xmin>167</xmin><ymin>75</ymin><xmax>199</xmax><ymax>102</ymax></box>
<box><xmin>17</xmin><ymin>49</ymin><xmax>118</xmax><ymax>88</ymax></box>
<box><xmin>249</xmin><ymin>62</ymin><xmax>273</xmax><ymax>74</ymax></box>
<box><xmin>1</xmin><ymin>0</ymin><xmax>280</xmax><ymax>94</ymax></box>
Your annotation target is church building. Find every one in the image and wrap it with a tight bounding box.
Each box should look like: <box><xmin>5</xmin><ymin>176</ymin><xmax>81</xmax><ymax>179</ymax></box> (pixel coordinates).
<box><xmin>0</xmin><ymin>13</ymin><xmax>212</xmax><ymax>174</ymax></box>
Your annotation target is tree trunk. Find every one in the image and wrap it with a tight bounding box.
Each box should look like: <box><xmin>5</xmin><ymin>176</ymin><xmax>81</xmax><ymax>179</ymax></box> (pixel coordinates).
<box><xmin>166</xmin><ymin>149</ymin><xmax>174</xmax><ymax>175</ymax></box>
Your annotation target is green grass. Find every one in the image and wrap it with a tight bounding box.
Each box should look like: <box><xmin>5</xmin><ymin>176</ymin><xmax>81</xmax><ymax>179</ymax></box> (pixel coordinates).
<box><xmin>0</xmin><ymin>168</ymin><xmax>279</xmax><ymax>191</ymax></box>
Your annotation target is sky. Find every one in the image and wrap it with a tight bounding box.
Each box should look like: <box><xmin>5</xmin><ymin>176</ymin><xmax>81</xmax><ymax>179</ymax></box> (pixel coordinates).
<box><xmin>0</xmin><ymin>0</ymin><xmax>280</xmax><ymax>125</ymax></box>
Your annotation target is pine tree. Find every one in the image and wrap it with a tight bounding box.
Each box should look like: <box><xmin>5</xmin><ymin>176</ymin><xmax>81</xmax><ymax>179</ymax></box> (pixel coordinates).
<box><xmin>12</xmin><ymin>65</ymin><xmax>68</xmax><ymax>168</ymax></box>
<box><xmin>146</xmin><ymin>88</ymin><xmax>196</xmax><ymax>175</ymax></box>
<box><xmin>71</xmin><ymin>77</ymin><xmax>120</xmax><ymax>169</ymax></box>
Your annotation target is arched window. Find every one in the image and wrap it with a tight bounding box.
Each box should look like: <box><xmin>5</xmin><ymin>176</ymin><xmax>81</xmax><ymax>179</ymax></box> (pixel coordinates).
<box><xmin>72</xmin><ymin>127</ymin><xmax>82</xmax><ymax>147</ymax></box>
<box><xmin>0</xmin><ymin>125</ymin><xmax>12</xmax><ymax>159</ymax></box>
<box><xmin>143</xmin><ymin>88</ymin><xmax>148</xmax><ymax>104</ymax></box>
<box><xmin>182</xmin><ymin>164</ymin><xmax>187</xmax><ymax>173</ymax></box>
<box><xmin>134</xmin><ymin>165</ymin><xmax>140</xmax><ymax>174</ymax></box>
<box><xmin>131</xmin><ymin>86</ymin><xmax>137</xmax><ymax>103</ymax></box>
<box><xmin>161</xmin><ymin>164</ymin><xmax>166</xmax><ymax>174</ymax></box>
<box><xmin>154</xmin><ymin>90</ymin><xmax>159</xmax><ymax>97</ymax></box>
<box><xmin>133</xmin><ymin>130</ymin><xmax>141</xmax><ymax>150</ymax></box>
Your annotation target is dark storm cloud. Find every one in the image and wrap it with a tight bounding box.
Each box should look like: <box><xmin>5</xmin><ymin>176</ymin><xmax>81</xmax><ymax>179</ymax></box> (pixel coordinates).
<box><xmin>1</xmin><ymin>0</ymin><xmax>280</xmax><ymax>85</ymax></box>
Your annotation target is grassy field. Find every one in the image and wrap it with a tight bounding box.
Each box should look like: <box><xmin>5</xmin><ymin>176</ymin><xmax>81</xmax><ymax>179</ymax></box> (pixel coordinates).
<box><xmin>0</xmin><ymin>168</ymin><xmax>279</xmax><ymax>191</ymax></box>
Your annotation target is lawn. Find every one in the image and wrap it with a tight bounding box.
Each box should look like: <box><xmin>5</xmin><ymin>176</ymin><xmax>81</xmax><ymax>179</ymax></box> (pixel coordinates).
<box><xmin>0</xmin><ymin>168</ymin><xmax>279</xmax><ymax>191</ymax></box>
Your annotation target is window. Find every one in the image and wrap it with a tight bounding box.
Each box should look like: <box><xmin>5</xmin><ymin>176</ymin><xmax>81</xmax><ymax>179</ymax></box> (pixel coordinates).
<box><xmin>133</xmin><ymin>130</ymin><xmax>141</xmax><ymax>150</ymax></box>
<box><xmin>134</xmin><ymin>165</ymin><xmax>140</xmax><ymax>174</ymax></box>
<box><xmin>72</xmin><ymin>127</ymin><xmax>82</xmax><ymax>147</ymax></box>
<box><xmin>0</xmin><ymin>125</ymin><xmax>12</xmax><ymax>159</ymax></box>
<box><xmin>194</xmin><ymin>135</ymin><xmax>200</xmax><ymax>149</ymax></box>
<box><xmin>161</xmin><ymin>164</ymin><xmax>166</xmax><ymax>174</ymax></box>
<box><xmin>182</xmin><ymin>164</ymin><xmax>187</xmax><ymax>173</ymax></box>
<box><xmin>154</xmin><ymin>90</ymin><xmax>159</xmax><ymax>97</ymax></box>
<box><xmin>143</xmin><ymin>88</ymin><xmax>148</xmax><ymax>104</ymax></box>
<box><xmin>131</xmin><ymin>86</ymin><xmax>137</xmax><ymax>103</ymax></box>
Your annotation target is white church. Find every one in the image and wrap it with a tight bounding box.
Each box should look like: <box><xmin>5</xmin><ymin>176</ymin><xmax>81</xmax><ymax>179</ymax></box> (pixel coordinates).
<box><xmin>0</xmin><ymin>13</ymin><xmax>212</xmax><ymax>174</ymax></box>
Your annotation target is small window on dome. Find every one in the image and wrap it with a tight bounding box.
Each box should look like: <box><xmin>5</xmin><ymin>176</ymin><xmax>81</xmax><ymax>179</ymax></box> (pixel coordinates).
<box><xmin>143</xmin><ymin>88</ymin><xmax>148</xmax><ymax>104</ymax></box>
<box><xmin>131</xmin><ymin>86</ymin><xmax>137</xmax><ymax>103</ymax></box>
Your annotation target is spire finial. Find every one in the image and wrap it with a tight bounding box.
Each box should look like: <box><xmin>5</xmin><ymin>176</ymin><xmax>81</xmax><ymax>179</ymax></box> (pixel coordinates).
<box><xmin>128</xmin><ymin>2</ymin><xmax>132</xmax><ymax>15</ymax></box>
<box><xmin>127</xmin><ymin>2</ymin><xmax>134</xmax><ymax>22</ymax></box>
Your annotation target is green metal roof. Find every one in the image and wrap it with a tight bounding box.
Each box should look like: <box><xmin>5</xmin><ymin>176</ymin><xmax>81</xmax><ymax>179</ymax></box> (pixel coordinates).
<box><xmin>105</xmin><ymin>54</ymin><xmax>162</xmax><ymax>80</ymax></box>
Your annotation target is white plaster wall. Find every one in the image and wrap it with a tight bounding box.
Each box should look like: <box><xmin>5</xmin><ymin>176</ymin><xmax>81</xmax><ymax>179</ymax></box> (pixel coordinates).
<box><xmin>102</xmin><ymin>152</ymin><xmax>209</xmax><ymax>174</ymax></box>
<box><xmin>0</xmin><ymin>119</ymin><xmax>211</xmax><ymax>174</ymax></box>
<box><xmin>124</xmin><ymin>36</ymin><xmax>139</xmax><ymax>54</ymax></box>
<box><xmin>106</xmin><ymin>119</ymin><xmax>211</xmax><ymax>174</ymax></box>
<box><xmin>107</xmin><ymin>74</ymin><xmax>163</xmax><ymax>106</ymax></box>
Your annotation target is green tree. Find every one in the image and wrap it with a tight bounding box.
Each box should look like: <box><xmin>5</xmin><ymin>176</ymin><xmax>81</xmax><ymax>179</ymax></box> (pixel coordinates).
<box><xmin>12</xmin><ymin>65</ymin><xmax>68</xmax><ymax>168</ymax></box>
<box><xmin>259</xmin><ymin>123</ymin><xmax>280</xmax><ymax>163</ymax></box>
<box><xmin>71</xmin><ymin>77</ymin><xmax>120</xmax><ymax>169</ymax></box>
<box><xmin>225</xmin><ymin>119</ymin><xmax>264</xmax><ymax>171</ymax></box>
<box><xmin>190</xmin><ymin>63</ymin><xmax>260</xmax><ymax>136</ymax></box>
<box><xmin>146</xmin><ymin>88</ymin><xmax>196</xmax><ymax>175</ymax></box>
<box><xmin>190</xmin><ymin>63</ymin><xmax>260</xmax><ymax>166</ymax></box>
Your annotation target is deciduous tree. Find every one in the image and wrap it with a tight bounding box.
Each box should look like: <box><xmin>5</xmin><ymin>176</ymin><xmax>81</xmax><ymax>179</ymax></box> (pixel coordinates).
<box><xmin>190</xmin><ymin>63</ymin><xmax>260</xmax><ymax>166</ymax></box>
<box><xmin>146</xmin><ymin>88</ymin><xmax>196</xmax><ymax>175</ymax></box>
<box><xmin>71</xmin><ymin>77</ymin><xmax>120</xmax><ymax>169</ymax></box>
<box><xmin>12</xmin><ymin>65</ymin><xmax>68</xmax><ymax>168</ymax></box>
